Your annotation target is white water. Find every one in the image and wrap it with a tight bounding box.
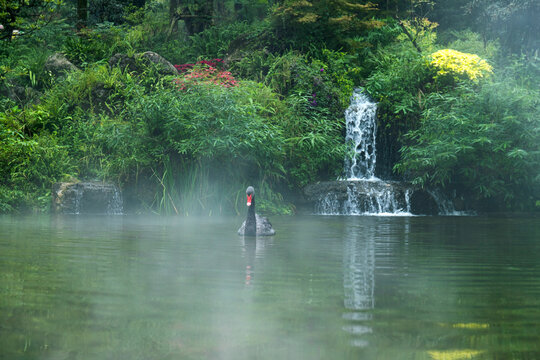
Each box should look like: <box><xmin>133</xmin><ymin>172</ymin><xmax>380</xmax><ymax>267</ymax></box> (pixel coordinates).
<box><xmin>339</xmin><ymin>90</ymin><xmax>411</xmax><ymax>215</ymax></box>
<box><xmin>68</xmin><ymin>184</ymin><xmax>124</xmax><ymax>215</ymax></box>
<box><xmin>344</xmin><ymin>90</ymin><xmax>378</xmax><ymax>180</ymax></box>
<box><xmin>315</xmin><ymin>180</ymin><xmax>413</xmax><ymax>216</ymax></box>
<box><xmin>313</xmin><ymin>89</ymin><xmax>461</xmax><ymax>216</ymax></box>
<box><xmin>107</xmin><ymin>186</ymin><xmax>124</xmax><ymax>215</ymax></box>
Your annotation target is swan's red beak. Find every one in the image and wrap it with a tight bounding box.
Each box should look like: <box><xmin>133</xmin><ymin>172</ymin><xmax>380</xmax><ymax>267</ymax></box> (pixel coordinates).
<box><xmin>247</xmin><ymin>194</ymin><xmax>253</xmax><ymax>206</ymax></box>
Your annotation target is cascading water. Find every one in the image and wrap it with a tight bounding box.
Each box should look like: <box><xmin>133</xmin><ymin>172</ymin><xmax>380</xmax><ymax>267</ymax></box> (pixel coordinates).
<box><xmin>107</xmin><ymin>186</ymin><xmax>124</xmax><ymax>215</ymax></box>
<box><xmin>306</xmin><ymin>89</ymin><xmax>461</xmax><ymax>216</ymax></box>
<box><xmin>52</xmin><ymin>182</ymin><xmax>124</xmax><ymax>215</ymax></box>
<box><xmin>344</xmin><ymin>90</ymin><xmax>378</xmax><ymax>180</ymax></box>
<box><xmin>330</xmin><ymin>89</ymin><xmax>412</xmax><ymax>215</ymax></box>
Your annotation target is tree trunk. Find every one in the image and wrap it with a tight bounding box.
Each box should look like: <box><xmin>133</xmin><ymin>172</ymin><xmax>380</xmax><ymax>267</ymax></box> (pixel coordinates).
<box><xmin>170</xmin><ymin>0</ymin><xmax>180</xmax><ymax>21</ymax></box>
<box><xmin>395</xmin><ymin>16</ymin><xmax>422</xmax><ymax>53</ymax></box>
<box><xmin>169</xmin><ymin>0</ymin><xmax>180</xmax><ymax>35</ymax></box>
<box><xmin>77</xmin><ymin>0</ymin><xmax>88</xmax><ymax>29</ymax></box>
<box><xmin>181</xmin><ymin>0</ymin><xmax>214</xmax><ymax>35</ymax></box>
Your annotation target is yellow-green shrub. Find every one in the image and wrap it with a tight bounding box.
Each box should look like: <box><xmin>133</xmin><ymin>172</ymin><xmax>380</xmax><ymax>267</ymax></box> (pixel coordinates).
<box><xmin>430</xmin><ymin>49</ymin><xmax>493</xmax><ymax>82</ymax></box>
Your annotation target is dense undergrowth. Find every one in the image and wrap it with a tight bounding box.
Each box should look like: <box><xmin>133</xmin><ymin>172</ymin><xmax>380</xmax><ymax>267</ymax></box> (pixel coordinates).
<box><xmin>1</xmin><ymin>1</ymin><xmax>538</xmax><ymax>214</ymax></box>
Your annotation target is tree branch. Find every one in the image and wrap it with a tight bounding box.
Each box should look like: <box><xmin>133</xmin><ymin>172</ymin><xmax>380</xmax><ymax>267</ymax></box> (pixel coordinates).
<box><xmin>394</xmin><ymin>16</ymin><xmax>422</xmax><ymax>53</ymax></box>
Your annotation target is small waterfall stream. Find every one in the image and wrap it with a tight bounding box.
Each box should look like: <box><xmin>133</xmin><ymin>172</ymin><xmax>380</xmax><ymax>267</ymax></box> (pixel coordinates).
<box><xmin>52</xmin><ymin>182</ymin><xmax>124</xmax><ymax>215</ymax></box>
<box><xmin>334</xmin><ymin>90</ymin><xmax>412</xmax><ymax>215</ymax></box>
<box><xmin>345</xmin><ymin>91</ymin><xmax>378</xmax><ymax>180</ymax></box>
<box><xmin>304</xmin><ymin>89</ymin><xmax>460</xmax><ymax>216</ymax></box>
<box><xmin>306</xmin><ymin>89</ymin><xmax>461</xmax><ymax>216</ymax></box>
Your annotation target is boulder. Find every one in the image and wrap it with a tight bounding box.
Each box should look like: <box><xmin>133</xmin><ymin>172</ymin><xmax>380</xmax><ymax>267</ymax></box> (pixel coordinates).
<box><xmin>303</xmin><ymin>180</ymin><xmax>453</xmax><ymax>215</ymax></box>
<box><xmin>108</xmin><ymin>51</ymin><xmax>179</xmax><ymax>77</ymax></box>
<box><xmin>108</xmin><ymin>53</ymin><xmax>138</xmax><ymax>73</ymax></box>
<box><xmin>44</xmin><ymin>53</ymin><xmax>79</xmax><ymax>78</ymax></box>
<box><xmin>409</xmin><ymin>189</ymin><xmax>439</xmax><ymax>215</ymax></box>
<box><xmin>52</xmin><ymin>182</ymin><xmax>123</xmax><ymax>215</ymax></box>
<box><xmin>137</xmin><ymin>51</ymin><xmax>179</xmax><ymax>76</ymax></box>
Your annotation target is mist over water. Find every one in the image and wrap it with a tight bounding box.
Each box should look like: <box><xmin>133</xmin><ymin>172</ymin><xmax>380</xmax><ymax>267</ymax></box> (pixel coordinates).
<box><xmin>1</xmin><ymin>215</ymin><xmax>539</xmax><ymax>359</ymax></box>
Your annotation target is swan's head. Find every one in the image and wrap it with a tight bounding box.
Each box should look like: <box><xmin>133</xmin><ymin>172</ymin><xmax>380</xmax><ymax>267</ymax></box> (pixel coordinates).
<box><xmin>246</xmin><ymin>186</ymin><xmax>255</xmax><ymax>206</ymax></box>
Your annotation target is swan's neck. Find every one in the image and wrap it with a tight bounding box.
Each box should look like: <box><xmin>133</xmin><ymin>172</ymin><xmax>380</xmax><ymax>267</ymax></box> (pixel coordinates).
<box><xmin>245</xmin><ymin>198</ymin><xmax>256</xmax><ymax>236</ymax></box>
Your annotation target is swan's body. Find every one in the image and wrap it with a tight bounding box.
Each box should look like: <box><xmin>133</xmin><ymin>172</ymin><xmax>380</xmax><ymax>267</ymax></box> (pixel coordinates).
<box><xmin>238</xmin><ymin>186</ymin><xmax>275</xmax><ymax>236</ymax></box>
<box><xmin>238</xmin><ymin>214</ymin><xmax>275</xmax><ymax>236</ymax></box>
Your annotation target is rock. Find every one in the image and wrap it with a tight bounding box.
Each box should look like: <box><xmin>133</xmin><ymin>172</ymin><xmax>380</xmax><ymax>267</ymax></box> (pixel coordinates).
<box><xmin>52</xmin><ymin>182</ymin><xmax>123</xmax><ymax>215</ymax></box>
<box><xmin>303</xmin><ymin>180</ymin><xmax>453</xmax><ymax>215</ymax></box>
<box><xmin>136</xmin><ymin>51</ymin><xmax>179</xmax><ymax>76</ymax></box>
<box><xmin>409</xmin><ymin>190</ymin><xmax>439</xmax><ymax>215</ymax></box>
<box><xmin>44</xmin><ymin>53</ymin><xmax>79</xmax><ymax>78</ymax></box>
<box><xmin>1</xmin><ymin>83</ymin><xmax>41</xmax><ymax>104</ymax></box>
<box><xmin>108</xmin><ymin>53</ymin><xmax>138</xmax><ymax>72</ymax></box>
<box><xmin>108</xmin><ymin>51</ymin><xmax>179</xmax><ymax>77</ymax></box>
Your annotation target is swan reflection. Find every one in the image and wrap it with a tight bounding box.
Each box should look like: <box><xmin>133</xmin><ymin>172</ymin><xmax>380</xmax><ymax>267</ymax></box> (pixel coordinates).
<box><xmin>241</xmin><ymin>236</ymin><xmax>273</xmax><ymax>286</ymax></box>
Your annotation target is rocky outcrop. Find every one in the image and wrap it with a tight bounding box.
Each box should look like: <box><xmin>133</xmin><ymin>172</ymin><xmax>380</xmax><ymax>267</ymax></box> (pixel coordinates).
<box><xmin>1</xmin><ymin>82</ymin><xmax>41</xmax><ymax>104</ymax></box>
<box><xmin>108</xmin><ymin>51</ymin><xmax>179</xmax><ymax>76</ymax></box>
<box><xmin>108</xmin><ymin>53</ymin><xmax>138</xmax><ymax>73</ymax></box>
<box><xmin>52</xmin><ymin>182</ymin><xmax>123</xmax><ymax>215</ymax></box>
<box><xmin>44</xmin><ymin>53</ymin><xmax>79</xmax><ymax>78</ymax></box>
<box><xmin>303</xmin><ymin>180</ymin><xmax>445</xmax><ymax>215</ymax></box>
<box><xmin>137</xmin><ymin>51</ymin><xmax>179</xmax><ymax>76</ymax></box>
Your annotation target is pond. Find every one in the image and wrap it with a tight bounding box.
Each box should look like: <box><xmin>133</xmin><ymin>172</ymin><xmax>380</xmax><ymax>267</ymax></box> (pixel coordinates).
<box><xmin>1</xmin><ymin>215</ymin><xmax>539</xmax><ymax>359</ymax></box>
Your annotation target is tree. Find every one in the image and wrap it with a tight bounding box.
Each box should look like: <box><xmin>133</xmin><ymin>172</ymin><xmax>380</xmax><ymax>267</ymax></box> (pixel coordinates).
<box><xmin>271</xmin><ymin>0</ymin><xmax>381</xmax><ymax>50</ymax></box>
<box><xmin>0</xmin><ymin>0</ymin><xmax>63</xmax><ymax>41</ymax></box>
<box><xmin>76</xmin><ymin>0</ymin><xmax>87</xmax><ymax>28</ymax></box>
<box><xmin>169</xmin><ymin>0</ymin><xmax>217</xmax><ymax>36</ymax></box>
<box><xmin>430</xmin><ymin>0</ymin><xmax>540</xmax><ymax>56</ymax></box>
<box><xmin>391</xmin><ymin>0</ymin><xmax>436</xmax><ymax>53</ymax></box>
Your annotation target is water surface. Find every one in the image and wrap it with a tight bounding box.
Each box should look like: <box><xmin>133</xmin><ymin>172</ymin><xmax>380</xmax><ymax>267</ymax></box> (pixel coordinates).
<box><xmin>1</xmin><ymin>215</ymin><xmax>539</xmax><ymax>359</ymax></box>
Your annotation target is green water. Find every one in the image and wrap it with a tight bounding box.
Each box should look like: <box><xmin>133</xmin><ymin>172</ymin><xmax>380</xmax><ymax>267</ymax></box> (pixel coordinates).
<box><xmin>1</xmin><ymin>215</ymin><xmax>539</xmax><ymax>360</ymax></box>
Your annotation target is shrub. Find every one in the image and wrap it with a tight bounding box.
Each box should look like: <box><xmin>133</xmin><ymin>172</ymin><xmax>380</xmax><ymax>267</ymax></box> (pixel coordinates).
<box><xmin>173</xmin><ymin>62</ymin><xmax>237</xmax><ymax>90</ymax></box>
<box><xmin>395</xmin><ymin>80</ymin><xmax>540</xmax><ymax>211</ymax></box>
<box><xmin>0</xmin><ymin>106</ymin><xmax>74</xmax><ymax>212</ymax></box>
<box><xmin>430</xmin><ymin>49</ymin><xmax>493</xmax><ymax>83</ymax></box>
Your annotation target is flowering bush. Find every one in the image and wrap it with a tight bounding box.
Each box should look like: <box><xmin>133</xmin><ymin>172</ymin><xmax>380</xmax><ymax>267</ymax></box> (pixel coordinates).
<box><xmin>173</xmin><ymin>59</ymin><xmax>237</xmax><ymax>90</ymax></box>
<box><xmin>430</xmin><ymin>49</ymin><xmax>493</xmax><ymax>82</ymax></box>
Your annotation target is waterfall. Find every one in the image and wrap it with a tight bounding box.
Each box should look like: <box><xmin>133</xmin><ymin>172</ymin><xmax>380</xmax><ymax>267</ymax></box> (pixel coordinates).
<box><xmin>107</xmin><ymin>186</ymin><xmax>124</xmax><ymax>215</ymax></box>
<box><xmin>314</xmin><ymin>180</ymin><xmax>412</xmax><ymax>216</ymax></box>
<box><xmin>305</xmin><ymin>89</ymin><xmax>462</xmax><ymax>216</ymax></box>
<box><xmin>345</xmin><ymin>90</ymin><xmax>378</xmax><ymax>180</ymax></box>
<box><xmin>341</xmin><ymin>90</ymin><xmax>411</xmax><ymax>215</ymax></box>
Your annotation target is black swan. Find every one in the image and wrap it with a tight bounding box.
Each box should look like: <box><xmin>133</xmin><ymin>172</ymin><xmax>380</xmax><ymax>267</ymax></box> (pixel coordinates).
<box><xmin>237</xmin><ymin>186</ymin><xmax>275</xmax><ymax>236</ymax></box>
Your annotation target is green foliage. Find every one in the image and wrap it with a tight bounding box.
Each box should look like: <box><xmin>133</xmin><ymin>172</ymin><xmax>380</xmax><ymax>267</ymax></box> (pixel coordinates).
<box><xmin>0</xmin><ymin>0</ymin><xmax>63</xmax><ymax>40</ymax></box>
<box><xmin>395</xmin><ymin>81</ymin><xmax>540</xmax><ymax>210</ymax></box>
<box><xmin>280</xmin><ymin>92</ymin><xmax>345</xmax><ymax>187</ymax></box>
<box><xmin>2</xmin><ymin>0</ymin><xmax>538</xmax><ymax>214</ymax></box>
<box><xmin>170</xmin><ymin>21</ymin><xmax>256</xmax><ymax>64</ymax></box>
<box><xmin>263</xmin><ymin>51</ymin><xmax>342</xmax><ymax>112</ymax></box>
<box><xmin>439</xmin><ymin>30</ymin><xmax>499</xmax><ymax>61</ymax></box>
<box><xmin>63</xmin><ymin>24</ymin><xmax>131</xmax><ymax>67</ymax></box>
<box><xmin>229</xmin><ymin>48</ymin><xmax>276</xmax><ymax>83</ymax></box>
<box><xmin>349</xmin><ymin>19</ymin><xmax>403</xmax><ymax>61</ymax></box>
<box><xmin>6</xmin><ymin>58</ymin><xmax>310</xmax><ymax>214</ymax></box>
<box><xmin>310</xmin><ymin>48</ymin><xmax>362</xmax><ymax>108</ymax></box>
<box><xmin>0</xmin><ymin>106</ymin><xmax>74</xmax><ymax>213</ymax></box>
<box><xmin>270</xmin><ymin>0</ymin><xmax>382</xmax><ymax>51</ymax></box>
<box><xmin>366</xmin><ymin>43</ymin><xmax>432</xmax><ymax>132</ymax></box>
